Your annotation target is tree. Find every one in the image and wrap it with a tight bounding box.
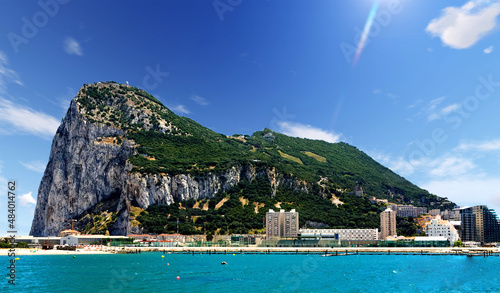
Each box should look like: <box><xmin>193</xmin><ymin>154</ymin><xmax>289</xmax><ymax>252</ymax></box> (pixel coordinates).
<box><xmin>206</xmin><ymin>231</ymin><xmax>213</xmax><ymax>242</ymax></box>
<box><xmin>454</xmin><ymin>240</ymin><xmax>463</xmax><ymax>247</ymax></box>
<box><xmin>16</xmin><ymin>242</ymin><xmax>29</xmax><ymax>248</ymax></box>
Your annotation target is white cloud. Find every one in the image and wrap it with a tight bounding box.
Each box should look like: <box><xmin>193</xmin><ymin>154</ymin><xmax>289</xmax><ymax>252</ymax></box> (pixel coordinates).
<box><xmin>64</xmin><ymin>37</ymin><xmax>83</xmax><ymax>56</ymax></box>
<box><xmin>428</xmin><ymin>102</ymin><xmax>461</xmax><ymax>121</ymax></box>
<box><xmin>20</xmin><ymin>160</ymin><xmax>46</xmax><ymax>173</ymax></box>
<box><xmin>0</xmin><ymin>51</ymin><xmax>22</xmax><ymax>93</ymax></box>
<box><xmin>19</xmin><ymin>192</ymin><xmax>36</xmax><ymax>206</ymax></box>
<box><xmin>456</xmin><ymin>139</ymin><xmax>500</xmax><ymax>151</ymax></box>
<box><xmin>170</xmin><ymin>104</ymin><xmax>190</xmax><ymax>115</ymax></box>
<box><xmin>412</xmin><ymin>97</ymin><xmax>460</xmax><ymax>121</ymax></box>
<box><xmin>373</xmin><ymin>89</ymin><xmax>381</xmax><ymax>94</ymax></box>
<box><xmin>422</xmin><ymin>176</ymin><xmax>500</xmax><ymax>212</ymax></box>
<box><xmin>191</xmin><ymin>95</ymin><xmax>209</xmax><ymax>106</ymax></box>
<box><xmin>386</xmin><ymin>93</ymin><xmax>398</xmax><ymax>100</ymax></box>
<box><xmin>484</xmin><ymin>45</ymin><xmax>494</xmax><ymax>53</ymax></box>
<box><xmin>0</xmin><ymin>97</ymin><xmax>60</xmax><ymax>139</ymax></box>
<box><xmin>441</xmin><ymin>103</ymin><xmax>460</xmax><ymax>114</ymax></box>
<box><xmin>370</xmin><ymin>152</ymin><xmax>415</xmax><ymax>176</ymax></box>
<box><xmin>428</xmin><ymin>156</ymin><xmax>476</xmax><ymax>177</ymax></box>
<box><xmin>276</xmin><ymin>121</ymin><xmax>341</xmax><ymax>143</ymax></box>
<box><xmin>426</xmin><ymin>0</ymin><xmax>500</xmax><ymax>49</ymax></box>
<box><xmin>371</xmin><ymin>147</ymin><xmax>476</xmax><ymax>178</ymax></box>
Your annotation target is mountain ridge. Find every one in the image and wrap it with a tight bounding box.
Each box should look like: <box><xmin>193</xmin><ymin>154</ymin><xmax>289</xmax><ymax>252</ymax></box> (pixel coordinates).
<box><xmin>30</xmin><ymin>81</ymin><xmax>453</xmax><ymax>236</ymax></box>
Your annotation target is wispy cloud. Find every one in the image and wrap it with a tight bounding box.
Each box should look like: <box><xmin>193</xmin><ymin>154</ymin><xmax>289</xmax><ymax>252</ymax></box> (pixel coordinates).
<box><xmin>370</xmin><ymin>151</ymin><xmax>415</xmax><ymax>176</ymax></box>
<box><xmin>0</xmin><ymin>51</ymin><xmax>23</xmax><ymax>93</ymax></box>
<box><xmin>19</xmin><ymin>192</ymin><xmax>36</xmax><ymax>206</ymax></box>
<box><xmin>64</xmin><ymin>37</ymin><xmax>83</xmax><ymax>56</ymax></box>
<box><xmin>276</xmin><ymin>121</ymin><xmax>341</xmax><ymax>143</ymax></box>
<box><xmin>422</xmin><ymin>176</ymin><xmax>500</xmax><ymax>211</ymax></box>
<box><xmin>20</xmin><ymin>160</ymin><xmax>46</xmax><ymax>173</ymax></box>
<box><xmin>484</xmin><ymin>45</ymin><xmax>494</xmax><ymax>54</ymax></box>
<box><xmin>411</xmin><ymin>96</ymin><xmax>461</xmax><ymax>121</ymax></box>
<box><xmin>428</xmin><ymin>156</ymin><xmax>476</xmax><ymax>177</ymax></box>
<box><xmin>456</xmin><ymin>139</ymin><xmax>500</xmax><ymax>151</ymax></box>
<box><xmin>0</xmin><ymin>97</ymin><xmax>60</xmax><ymax>139</ymax></box>
<box><xmin>428</xmin><ymin>103</ymin><xmax>460</xmax><ymax>121</ymax></box>
<box><xmin>191</xmin><ymin>95</ymin><xmax>209</xmax><ymax>106</ymax></box>
<box><xmin>426</xmin><ymin>0</ymin><xmax>500</xmax><ymax>49</ymax></box>
<box><xmin>372</xmin><ymin>89</ymin><xmax>399</xmax><ymax>102</ymax></box>
<box><xmin>170</xmin><ymin>104</ymin><xmax>190</xmax><ymax>115</ymax></box>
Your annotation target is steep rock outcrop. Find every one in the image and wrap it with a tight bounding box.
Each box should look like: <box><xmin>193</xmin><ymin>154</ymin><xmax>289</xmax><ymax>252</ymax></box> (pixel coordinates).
<box><xmin>30</xmin><ymin>99</ymin><xmax>306</xmax><ymax>236</ymax></box>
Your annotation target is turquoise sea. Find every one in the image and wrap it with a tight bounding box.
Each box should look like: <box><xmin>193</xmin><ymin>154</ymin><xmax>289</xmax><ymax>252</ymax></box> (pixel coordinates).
<box><xmin>2</xmin><ymin>253</ymin><xmax>499</xmax><ymax>292</ymax></box>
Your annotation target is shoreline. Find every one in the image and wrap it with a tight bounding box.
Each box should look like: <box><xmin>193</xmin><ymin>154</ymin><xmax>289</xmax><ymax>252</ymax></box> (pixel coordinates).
<box><xmin>1</xmin><ymin>246</ymin><xmax>499</xmax><ymax>256</ymax></box>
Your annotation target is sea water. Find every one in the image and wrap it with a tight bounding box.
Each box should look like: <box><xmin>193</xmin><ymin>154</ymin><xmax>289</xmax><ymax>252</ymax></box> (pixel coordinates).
<box><xmin>2</xmin><ymin>253</ymin><xmax>499</xmax><ymax>292</ymax></box>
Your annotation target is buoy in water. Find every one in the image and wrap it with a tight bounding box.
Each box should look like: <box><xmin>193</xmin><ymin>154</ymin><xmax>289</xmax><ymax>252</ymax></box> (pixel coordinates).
<box><xmin>73</xmin><ymin>256</ymin><xmax>76</xmax><ymax>258</ymax></box>
<box><xmin>221</xmin><ymin>261</ymin><xmax>227</xmax><ymax>265</ymax></box>
<box><xmin>167</xmin><ymin>263</ymin><xmax>170</xmax><ymax>266</ymax></box>
<box><xmin>232</xmin><ymin>254</ymin><xmax>235</xmax><ymax>256</ymax></box>
<box><xmin>15</xmin><ymin>258</ymin><xmax>19</xmax><ymax>260</ymax></box>
<box><xmin>176</xmin><ymin>276</ymin><xmax>180</xmax><ymax>280</ymax></box>
<box><xmin>161</xmin><ymin>255</ymin><xmax>164</xmax><ymax>258</ymax></box>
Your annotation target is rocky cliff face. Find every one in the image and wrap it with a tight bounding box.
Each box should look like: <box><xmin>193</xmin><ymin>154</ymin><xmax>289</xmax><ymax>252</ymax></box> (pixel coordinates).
<box><xmin>31</xmin><ymin>82</ymin><xmax>446</xmax><ymax>236</ymax></box>
<box><xmin>30</xmin><ymin>86</ymin><xmax>306</xmax><ymax>236</ymax></box>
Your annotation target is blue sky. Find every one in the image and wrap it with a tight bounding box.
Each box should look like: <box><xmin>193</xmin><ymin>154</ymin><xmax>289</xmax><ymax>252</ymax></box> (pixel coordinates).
<box><xmin>2</xmin><ymin>0</ymin><xmax>500</xmax><ymax>235</ymax></box>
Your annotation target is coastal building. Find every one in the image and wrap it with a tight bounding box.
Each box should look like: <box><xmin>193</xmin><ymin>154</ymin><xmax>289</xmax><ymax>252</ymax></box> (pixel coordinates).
<box><xmin>425</xmin><ymin>216</ymin><xmax>460</xmax><ymax>244</ymax></box>
<box><xmin>368</xmin><ymin>197</ymin><xmax>389</xmax><ymax>205</ymax></box>
<box><xmin>454</xmin><ymin>205</ymin><xmax>500</xmax><ymax>244</ymax></box>
<box><xmin>127</xmin><ymin>234</ymin><xmax>157</xmax><ymax>241</ymax></box>
<box><xmin>157</xmin><ymin>234</ymin><xmax>185</xmax><ymax>243</ymax></box>
<box><xmin>414</xmin><ymin>236</ymin><xmax>449</xmax><ymax>247</ymax></box>
<box><xmin>11</xmin><ymin>236</ymin><xmax>61</xmax><ymax>248</ymax></box>
<box><xmin>266</xmin><ymin>209</ymin><xmax>299</xmax><ymax>238</ymax></box>
<box><xmin>429</xmin><ymin>209</ymin><xmax>440</xmax><ymax>217</ymax></box>
<box><xmin>60</xmin><ymin>235</ymin><xmax>128</xmax><ymax>246</ymax></box>
<box><xmin>380</xmin><ymin>208</ymin><xmax>397</xmax><ymax>239</ymax></box>
<box><xmin>299</xmin><ymin>229</ymin><xmax>379</xmax><ymax>241</ymax></box>
<box><xmin>389</xmin><ymin>205</ymin><xmax>428</xmax><ymax>218</ymax></box>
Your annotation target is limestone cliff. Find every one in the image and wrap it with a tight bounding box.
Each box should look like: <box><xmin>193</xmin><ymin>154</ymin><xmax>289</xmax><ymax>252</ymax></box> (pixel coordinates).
<box><xmin>31</xmin><ymin>81</ymin><xmax>448</xmax><ymax>236</ymax></box>
<box><xmin>30</xmin><ymin>82</ymin><xmax>307</xmax><ymax>235</ymax></box>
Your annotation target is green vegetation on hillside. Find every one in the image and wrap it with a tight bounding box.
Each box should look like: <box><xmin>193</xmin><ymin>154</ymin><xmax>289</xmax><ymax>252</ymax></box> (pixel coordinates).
<box><xmin>136</xmin><ymin>177</ymin><xmax>381</xmax><ymax>235</ymax></box>
<box><xmin>74</xmin><ymin>82</ymin><xmax>451</xmax><ymax>233</ymax></box>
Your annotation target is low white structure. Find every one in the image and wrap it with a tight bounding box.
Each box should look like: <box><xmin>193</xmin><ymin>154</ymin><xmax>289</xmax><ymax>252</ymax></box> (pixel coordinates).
<box><xmin>60</xmin><ymin>235</ymin><xmax>128</xmax><ymax>246</ymax></box>
<box><xmin>299</xmin><ymin>229</ymin><xmax>379</xmax><ymax>241</ymax></box>
<box><xmin>12</xmin><ymin>236</ymin><xmax>61</xmax><ymax>247</ymax></box>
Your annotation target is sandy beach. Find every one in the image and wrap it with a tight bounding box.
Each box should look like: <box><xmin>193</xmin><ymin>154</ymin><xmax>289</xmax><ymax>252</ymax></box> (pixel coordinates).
<box><xmin>143</xmin><ymin>246</ymin><xmax>500</xmax><ymax>255</ymax></box>
<box><xmin>0</xmin><ymin>248</ymin><xmax>111</xmax><ymax>255</ymax></box>
<box><xmin>2</xmin><ymin>246</ymin><xmax>498</xmax><ymax>256</ymax></box>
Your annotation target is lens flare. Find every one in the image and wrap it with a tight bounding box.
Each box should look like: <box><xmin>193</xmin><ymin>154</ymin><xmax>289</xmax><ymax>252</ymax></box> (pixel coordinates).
<box><xmin>353</xmin><ymin>0</ymin><xmax>379</xmax><ymax>66</ymax></box>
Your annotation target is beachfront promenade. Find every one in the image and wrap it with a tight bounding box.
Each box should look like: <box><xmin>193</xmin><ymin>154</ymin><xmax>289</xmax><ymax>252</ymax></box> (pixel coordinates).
<box><xmin>3</xmin><ymin>246</ymin><xmax>499</xmax><ymax>256</ymax></box>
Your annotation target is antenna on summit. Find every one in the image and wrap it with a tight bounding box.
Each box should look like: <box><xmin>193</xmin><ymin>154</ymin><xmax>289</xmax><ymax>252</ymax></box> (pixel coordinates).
<box><xmin>126</xmin><ymin>81</ymin><xmax>129</xmax><ymax>86</ymax></box>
